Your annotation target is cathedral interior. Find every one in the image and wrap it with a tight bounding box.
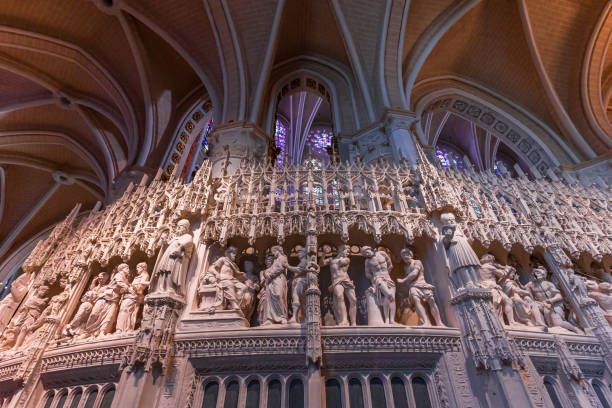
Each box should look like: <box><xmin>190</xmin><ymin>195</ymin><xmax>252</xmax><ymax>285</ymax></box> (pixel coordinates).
<box><xmin>0</xmin><ymin>1</ymin><xmax>611</xmax><ymax>407</ymax></box>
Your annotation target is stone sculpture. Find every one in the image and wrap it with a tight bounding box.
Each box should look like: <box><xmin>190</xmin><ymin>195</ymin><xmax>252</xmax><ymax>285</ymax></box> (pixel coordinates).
<box><xmin>151</xmin><ymin>219</ymin><xmax>194</xmax><ymax>296</ymax></box>
<box><xmin>319</xmin><ymin>244</ymin><xmax>356</xmax><ymax>326</ymax></box>
<box><xmin>258</xmin><ymin>246</ymin><xmax>289</xmax><ymax>326</ymax></box>
<box><xmin>397</xmin><ymin>248</ymin><xmax>443</xmax><ymax>326</ymax></box>
<box><xmin>240</xmin><ymin>259</ymin><xmax>260</xmax><ymax>321</ymax></box>
<box><xmin>198</xmin><ymin>246</ymin><xmax>247</xmax><ymax>312</ymax></box>
<box><xmin>9</xmin><ymin>284</ymin><xmax>50</xmax><ymax>349</ymax></box>
<box><xmin>116</xmin><ymin>262</ymin><xmax>150</xmax><ymax>333</ymax></box>
<box><xmin>288</xmin><ymin>247</ymin><xmax>310</xmax><ymax>324</ymax></box>
<box><xmin>479</xmin><ymin>254</ymin><xmax>516</xmax><ymax>326</ymax></box>
<box><xmin>0</xmin><ymin>272</ymin><xmax>32</xmax><ymax>331</ymax></box>
<box><xmin>362</xmin><ymin>246</ymin><xmax>396</xmax><ymax>325</ymax></box>
<box><xmin>525</xmin><ymin>266</ymin><xmax>582</xmax><ymax>334</ymax></box>
<box><xmin>63</xmin><ymin>289</ymin><xmax>97</xmax><ymax>338</ymax></box>
<box><xmin>587</xmin><ymin>282</ymin><xmax>612</xmax><ymax>325</ymax></box>
<box><xmin>439</xmin><ymin>212</ymin><xmax>481</xmax><ymax>291</ymax></box>
<box><xmin>501</xmin><ymin>266</ymin><xmax>545</xmax><ymax>327</ymax></box>
<box><xmin>81</xmin><ymin>265</ymin><xmax>130</xmax><ymax>338</ymax></box>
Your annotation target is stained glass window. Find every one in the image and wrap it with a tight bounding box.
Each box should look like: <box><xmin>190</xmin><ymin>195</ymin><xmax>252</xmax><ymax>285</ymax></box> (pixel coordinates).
<box><xmin>435</xmin><ymin>145</ymin><xmax>464</xmax><ymax>169</ymax></box>
<box><xmin>201</xmin><ymin>119</ymin><xmax>213</xmax><ymax>153</ymax></box>
<box><xmin>497</xmin><ymin>193</ymin><xmax>521</xmax><ymax>224</ymax></box>
<box><xmin>307</xmin><ymin>128</ymin><xmax>332</xmax><ymax>156</ymax></box>
<box><xmin>274</xmin><ymin>120</ymin><xmax>287</xmax><ymax>170</ymax></box>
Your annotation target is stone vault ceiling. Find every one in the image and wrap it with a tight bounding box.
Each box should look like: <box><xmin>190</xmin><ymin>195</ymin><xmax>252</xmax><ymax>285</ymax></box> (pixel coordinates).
<box><xmin>0</xmin><ymin>0</ymin><xmax>611</xmax><ymax>268</ymax></box>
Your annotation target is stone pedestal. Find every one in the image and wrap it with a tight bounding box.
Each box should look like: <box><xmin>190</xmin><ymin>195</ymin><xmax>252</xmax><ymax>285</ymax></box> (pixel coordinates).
<box><xmin>177</xmin><ymin>310</ymin><xmax>249</xmax><ymax>331</ymax></box>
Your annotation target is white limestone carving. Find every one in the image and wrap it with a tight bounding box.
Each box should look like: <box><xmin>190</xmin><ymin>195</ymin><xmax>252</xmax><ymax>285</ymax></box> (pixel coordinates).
<box><xmin>288</xmin><ymin>247</ymin><xmax>309</xmax><ymax>324</ymax></box>
<box><xmin>319</xmin><ymin>244</ymin><xmax>356</xmax><ymax>326</ymax></box>
<box><xmin>525</xmin><ymin>266</ymin><xmax>583</xmax><ymax>334</ymax></box>
<box><xmin>258</xmin><ymin>247</ymin><xmax>289</xmax><ymax>326</ymax></box>
<box><xmin>501</xmin><ymin>266</ymin><xmax>546</xmax><ymax>327</ymax></box>
<box><xmin>361</xmin><ymin>246</ymin><xmax>396</xmax><ymax>325</ymax></box>
<box><xmin>7</xmin><ymin>284</ymin><xmax>50</xmax><ymax>350</ymax></box>
<box><xmin>151</xmin><ymin>219</ymin><xmax>194</xmax><ymax>297</ymax></box>
<box><xmin>0</xmin><ymin>272</ymin><xmax>32</xmax><ymax>331</ymax></box>
<box><xmin>116</xmin><ymin>262</ymin><xmax>150</xmax><ymax>333</ymax></box>
<box><xmin>397</xmin><ymin>248</ymin><xmax>443</xmax><ymax>326</ymax></box>
<box><xmin>479</xmin><ymin>254</ymin><xmax>516</xmax><ymax>326</ymax></box>
<box><xmin>439</xmin><ymin>212</ymin><xmax>481</xmax><ymax>291</ymax></box>
<box><xmin>81</xmin><ymin>265</ymin><xmax>130</xmax><ymax>338</ymax></box>
<box><xmin>587</xmin><ymin>281</ymin><xmax>612</xmax><ymax>325</ymax></box>
<box><xmin>197</xmin><ymin>246</ymin><xmax>247</xmax><ymax>313</ymax></box>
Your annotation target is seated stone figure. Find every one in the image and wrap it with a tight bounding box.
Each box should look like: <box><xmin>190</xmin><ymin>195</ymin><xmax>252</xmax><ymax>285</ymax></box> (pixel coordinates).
<box><xmin>198</xmin><ymin>246</ymin><xmax>248</xmax><ymax>313</ymax></box>
<box><xmin>525</xmin><ymin>266</ymin><xmax>582</xmax><ymax>334</ymax></box>
<box><xmin>479</xmin><ymin>254</ymin><xmax>515</xmax><ymax>326</ymax></box>
<box><xmin>397</xmin><ymin>248</ymin><xmax>443</xmax><ymax>327</ymax></box>
<box><xmin>63</xmin><ymin>289</ymin><xmax>97</xmax><ymax>338</ymax></box>
<box><xmin>7</xmin><ymin>284</ymin><xmax>50</xmax><ymax>350</ymax></box>
<box><xmin>501</xmin><ymin>266</ymin><xmax>545</xmax><ymax>327</ymax></box>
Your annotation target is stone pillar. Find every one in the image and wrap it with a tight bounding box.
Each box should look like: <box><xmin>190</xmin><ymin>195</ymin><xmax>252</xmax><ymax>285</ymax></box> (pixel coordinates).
<box><xmin>383</xmin><ymin>109</ymin><xmax>419</xmax><ymax>166</ymax></box>
<box><xmin>206</xmin><ymin>122</ymin><xmax>270</xmax><ymax>177</ymax></box>
<box><xmin>544</xmin><ymin>245</ymin><xmax>612</xmax><ymax>372</ymax></box>
<box><xmin>112</xmin><ymin>293</ymin><xmax>185</xmax><ymax>408</ymax></box>
<box><xmin>304</xmin><ymin>209</ymin><xmax>322</xmax><ymax>408</ymax></box>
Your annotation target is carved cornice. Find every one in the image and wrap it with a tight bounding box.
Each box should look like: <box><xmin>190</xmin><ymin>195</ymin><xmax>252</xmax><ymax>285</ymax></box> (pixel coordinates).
<box><xmin>175</xmin><ymin>335</ymin><xmax>306</xmax><ymax>358</ymax></box>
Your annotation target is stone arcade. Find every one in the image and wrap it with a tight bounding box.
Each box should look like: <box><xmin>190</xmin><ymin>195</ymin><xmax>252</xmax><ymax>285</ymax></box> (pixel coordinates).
<box><xmin>0</xmin><ymin>153</ymin><xmax>610</xmax><ymax>407</ymax></box>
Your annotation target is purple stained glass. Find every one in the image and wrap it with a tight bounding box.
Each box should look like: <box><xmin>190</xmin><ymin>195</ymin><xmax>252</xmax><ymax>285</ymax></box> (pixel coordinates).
<box><xmin>435</xmin><ymin>145</ymin><xmax>464</xmax><ymax>169</ymax></box>
<box><xmin>307</xmin><ymin>128</ymin><xmax>332</xmax><ymax>155</ymax></box>
<box><xmin>275</xmin><ymin>120</ymin><xmax>287</xmax><ymax>170</ymax></box>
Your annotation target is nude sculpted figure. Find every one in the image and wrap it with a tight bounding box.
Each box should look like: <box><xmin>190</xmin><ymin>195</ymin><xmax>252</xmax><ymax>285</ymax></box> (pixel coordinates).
<box><xmin>479</xmin><ymin>254</ymin><xmax>516</xmax><ymax>326</ymax></box>
<box><xmin>525</xmin><ymin>266</ymin><xmax>582</xmax><ymax>334</ymax></box>
<box><xmin>587</xmin><ymin>281</ymin><xmax>612</xmax><ymax>325</ymax></box>
<box><xmin>287</xmin><ymin>248</ymin><xmax>310</xmax><ymax>324</ymax></box>
<box><xmin>501</xmin><ymin>266</ymin><xmax>545</xmax><ymax>327</ymax></box>
<box><xmin>397</xmin><ymin>248</ymin><xmax>443</xmax><ymax>326</ymax></box>
<box><xmin>319</xmin><ymin>244</ymin><xmax>357</xmax><ymax>326</ymax></box>
<box><xmin>362</xmin><ymin>246</ymin><xmax>396</xmax><ymax>325</ymax></box>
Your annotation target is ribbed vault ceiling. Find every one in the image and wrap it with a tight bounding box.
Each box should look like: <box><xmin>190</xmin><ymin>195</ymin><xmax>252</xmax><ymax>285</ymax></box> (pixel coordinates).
<box><xmin>0</xmin><ymin>0</ymin><xmax>610</xmax><ymax>268</ymax></box>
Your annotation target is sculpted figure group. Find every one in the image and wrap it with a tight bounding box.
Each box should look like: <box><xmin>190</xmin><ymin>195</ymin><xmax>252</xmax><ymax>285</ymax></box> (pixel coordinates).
<box><xmin>196</xmin><ymin>243</ymin><xmax>444</xmax><ymax>328</ymax></box>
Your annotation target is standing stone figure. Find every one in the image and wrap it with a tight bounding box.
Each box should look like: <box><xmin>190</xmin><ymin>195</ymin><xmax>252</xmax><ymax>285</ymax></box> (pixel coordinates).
<box><xmin>439</xmin><ymin>212</ymin><xmax>480</xmax><ymax>291</ymax></box>
<box><xmin>0</xmin><ymin>272</ymin><xmax>32</xmax><ymax>331</ymax></box>
<box><xmin>240</xmin><ymin>260</ymin><xmax>260</xmax><ymax>321</ymax></box>
<box><xmin>525</xmin><ymin>266</ymin><xmax>582</xmax><ymax>334</ymax></box>
<box><xmin>116</xmin><ymin>262</ymin><xmax>150</xmax><ymax>333</ymax></box>
<box><xmin>587</xmin><ymin>282</ymin><xmax>612</xmax><ymax>325</ymax></box>
<box><xmin>81</xmin><ymin>265</ymin><xmax>130</xmax><ymax>338</ymax></box>
<box><xmin>199</xmin><ymin>246</ymin><xmax>247</xmax><ymax>312</ymax></box>
<box><xmin>362</xmin><ymin>246</ymin><xmax>396</xmax><ymax>325</ymax></box>
<box><xmin>9</xmin><ymin>284</ymin><xmax>50</xmax><ymax>349</ymax></box>
<box><xmin>319</xmin><ymin>244</ymin><xmax>356</xmax><ymax>326</ymax></box>
<box><xmin>288</xmin><ymin>248</ymin><xmax>310</xmax><ymax>324</ymax></box>
<box><xmin>151</xmin><ymin>219</ymin><xmax>194</xmax><ymax>296</ymax></box>
<box><xmin>397</xmin><ymin>248</ymin><xmax>443</xmax><ymax>326</ymax></box>
<box><xmin>258</xmin><ymin>246</ymin><xmax>289</xmax><ymax>326</ymax></box>
<box><xmin>479</xmin><ymin>254</ymin><xmax>516</xmax><ymax>326</ymax></box>
<box><xmin>501</xmin><ymin>266</ymin><xmax>545</xmax><ymax>326</ymax></box>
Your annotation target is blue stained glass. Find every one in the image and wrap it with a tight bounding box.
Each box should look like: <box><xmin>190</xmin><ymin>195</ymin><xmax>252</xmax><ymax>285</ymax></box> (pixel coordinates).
<box><xmin>435</xmin><ymin>146</ymin><xmax>464</xmax><ymax>169</ymax></box>
<box><xmin>201</xmin><ymin>120</ymin><xmax>213</xmax><ymax>153</ymax></box>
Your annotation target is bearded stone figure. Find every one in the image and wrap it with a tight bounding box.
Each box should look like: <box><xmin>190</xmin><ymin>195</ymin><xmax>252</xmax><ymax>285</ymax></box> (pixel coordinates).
<box><xmin>258</xmin><ymin>246</ymin><xmax>289</xmax><ymax>326</ymax></box>
<box><xmin>439</xmin><ymin>212</ymin><xmax>481</xmax><ymax>291</ymax></box>
<box><xmin>198</xmin><ymin>246</ymin><xmax>247</xmax><ymax>312</ymax></box>
<box><xmin>81</xmin><ymin>265</ymin><xmax>130</xmax><ymax>338</ymax></box>
<box><xmin>587</xmin><ymin>281</ymin><xmax>612</xmax><ymax>325</ymax></box>
<box><xmin>397</xmin><ymin>248</ymin><xmax>443</xmax><ymax>326</ymax></box>
<box><xmin>501</xmin><ymin>266</ymin><xmax>545</xmax><ymax>327</ymax></box>
<box><xmin>479</xmin><ymin>254</ymin><xmax>516</xmax><ymax>326</ymax></box>
<box><xmin>525</xmin><ymin>266</ymin><xmax>582</xmax><ymax>334</ymax></box>
<box><xmin>362</xmin><ymin>246</ymin><xmax>396</xmax><ymax>325</ymax></box>
<box><xmin>8</xmin><ymin>284</ymin><xmax>50</xmax><ymax>350</ymax></box>
<box><xmin>151</xmin><ymin>219</ymin><xmax>194</xmax><ymax>296</ymax></box>
<box><xmin>319</xmin><ymin>244</ymin><xmax>356</xmax><ymax>326</ymax></box>
<box><xmin>0</xmin><ymin>271</ymin><xmax>32</xmax><ymax>331</ymax></box>
<box><xmin>116</xmin><ymin>262</ymin><xmax>150</xmax><ymax>333</ymax></box>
